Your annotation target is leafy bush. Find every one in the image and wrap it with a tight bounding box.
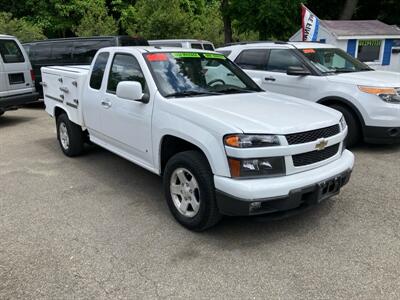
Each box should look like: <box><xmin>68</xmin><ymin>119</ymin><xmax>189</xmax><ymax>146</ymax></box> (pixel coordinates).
<box><xmin>0</xmin><ymin>12</ymin><xmax>46</xmax><ymax>42</ymax></box>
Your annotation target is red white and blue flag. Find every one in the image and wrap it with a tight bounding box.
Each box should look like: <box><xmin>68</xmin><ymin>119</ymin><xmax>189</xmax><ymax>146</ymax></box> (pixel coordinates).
<box><xmin>301</xmin><ymin>4</ymin><xmax>319</xmax><ymax>41</ymax></box>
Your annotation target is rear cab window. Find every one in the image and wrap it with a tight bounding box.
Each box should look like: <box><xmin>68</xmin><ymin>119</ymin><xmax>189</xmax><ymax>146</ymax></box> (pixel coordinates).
<box><xmin>0</xmin><ymin>39</ymin><xmax>25</xmax><ymax>63</ymax></box>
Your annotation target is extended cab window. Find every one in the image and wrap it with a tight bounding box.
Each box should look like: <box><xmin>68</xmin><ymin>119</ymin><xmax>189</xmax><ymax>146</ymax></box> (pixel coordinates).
<box><xmin>0</xmin><ymin>40</ymin><xmax>25</xmax><ymax>63</ymax></box>
<box><xmin>107</xmin><ymin>53</ymin><xmax>147</xmax><ymax>94</ymax></box>
<box><xmin>266</xmin><ymin>49</ymin><xmax>303</xmax><ymax>72</ymax></box>
<box><xmin>235</xmin><ymin>49</ymin><xmax>268</xmax><ymax>70</ymax></box>
<box><xmin>90</xmin><ymin>52</ymin><xmax>110</xmax><ymax>90</ymax></box>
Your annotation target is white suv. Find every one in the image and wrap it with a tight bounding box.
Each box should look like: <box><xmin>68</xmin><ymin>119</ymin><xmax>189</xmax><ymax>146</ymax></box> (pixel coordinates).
<box><xmin>218</xmin><ymin>42</ymin><xmax>400</xmax><ymax>146</ymax></box>
<box><xmin>0</xmin><ymin>35</ymin><xmax>38</xmax><ymax>116</ymax></box>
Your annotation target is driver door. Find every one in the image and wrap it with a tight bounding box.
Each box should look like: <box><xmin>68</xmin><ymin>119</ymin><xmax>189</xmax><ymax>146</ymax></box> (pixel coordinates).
<box><xmin>100</xmin><ymin>52</ymin><xmax>154</xmax><ymax>166</ymax></box>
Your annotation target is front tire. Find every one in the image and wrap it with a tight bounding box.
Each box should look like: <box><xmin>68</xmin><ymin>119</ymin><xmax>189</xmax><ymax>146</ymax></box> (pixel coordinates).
<box><xmin>56</xmin><ymin>113</ymin><xmax>84</xmax><ymax>157</ymax></box>
<box><xmin>163</xmin><ymin>151</ymin><xmax>221</xmax><ymax>231</ymax></box>
<box><xmin>329</xmin><ymin>104</ymin><xmax>360</xmax><ymax>147</ymax></box>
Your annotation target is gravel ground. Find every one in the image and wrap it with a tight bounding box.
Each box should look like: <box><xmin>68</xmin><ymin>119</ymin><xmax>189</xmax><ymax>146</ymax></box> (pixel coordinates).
<box><xmin>1</xmin><ymin>107</ymin><xmax>399</xmax><ymax>299</ymax></box>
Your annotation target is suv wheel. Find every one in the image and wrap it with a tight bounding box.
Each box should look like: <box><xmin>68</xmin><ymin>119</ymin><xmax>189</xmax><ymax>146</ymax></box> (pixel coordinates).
<box><xmin>56</xmin><ymin>113</ymin><xmax>84</xmax><ymax>157</ymax></box>
<box><xmin>329</xmin><ymin>104</ymin><xmax>360</xmax><ymax>147</ymax></box>
<box><xmin>163</xmin><ymin>151</ymin><xmax>221</xmax><ymax>231</ymax></box>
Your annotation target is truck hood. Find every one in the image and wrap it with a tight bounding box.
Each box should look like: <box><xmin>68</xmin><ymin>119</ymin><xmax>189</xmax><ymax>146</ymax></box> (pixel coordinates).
<box><xmin>170</xmin><ymin>92</ymin><xmax>341</xmax><ymax>135</ymax></box>
<box><xmin>327</xmin><ymin>70</ymin><xmax>400</xmax><ymax>87</ymax></box>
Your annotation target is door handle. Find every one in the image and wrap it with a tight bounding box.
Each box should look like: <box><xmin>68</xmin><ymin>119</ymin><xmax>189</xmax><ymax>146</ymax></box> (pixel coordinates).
<box><xmin>101</xmin><ymin>100</ymin><xmax>111</xmax><ymax>108</ymax></box>
<box><xmin>264</xmin><ymin>76</ymin><xmax>276</xmax><ymax>82</ymax></box>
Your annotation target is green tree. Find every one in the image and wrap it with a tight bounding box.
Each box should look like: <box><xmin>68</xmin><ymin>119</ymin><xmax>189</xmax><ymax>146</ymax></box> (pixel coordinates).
<box><xmin>0</xmin><ymin>12</ymin><xmax>45</xmax><ymax>42</ymax></box>
<box><xmin>228</xmin><ymin>0</ymin><xmax>304</xmax><ymax>40</ymax></box>
<box><xmin>122</xmin><ymin>0</ymin><xmax>192</xmax><ymax>39</ymax></box>
<box><xmin>74</xmin><ymin>2</ymin><xmax>118</xmax><ymax>36</ymax></box>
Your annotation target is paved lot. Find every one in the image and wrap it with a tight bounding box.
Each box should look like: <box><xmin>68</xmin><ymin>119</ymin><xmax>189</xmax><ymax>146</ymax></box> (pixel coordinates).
<box><xmin>1</xmin><ymin>107</ymin><xmax>399</xmax><ymax>299</ymax></box>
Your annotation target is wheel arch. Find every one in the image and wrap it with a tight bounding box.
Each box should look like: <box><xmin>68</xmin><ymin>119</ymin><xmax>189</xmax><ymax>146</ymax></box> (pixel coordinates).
<box><xmin>54</xmin><ymin>105</ymin><xmax>69</xmax><ymax>120</ymax></box>
<box><xmin>317</xmin><ymin>96</ymin><xmax>365</xmax><ymax>129</ymax></box>
<box><xmin>159</xmin><ymin>135</ymin><xmax>213</xmax><ymax>176</ymax></box>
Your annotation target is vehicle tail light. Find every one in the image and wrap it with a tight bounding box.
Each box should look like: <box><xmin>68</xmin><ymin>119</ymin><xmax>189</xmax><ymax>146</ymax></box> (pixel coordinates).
<box><xmin>30</xmin><ymin>70</ymin><xmax>35</xmax><ymax>82</ymax></box>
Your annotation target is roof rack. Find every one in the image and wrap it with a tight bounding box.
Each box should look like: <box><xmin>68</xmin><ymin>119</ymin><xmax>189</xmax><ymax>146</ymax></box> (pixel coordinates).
<box><xmin>223</xmin><ymin>40</ymin><xmax>288</xmax><ymax>47</ymax></box>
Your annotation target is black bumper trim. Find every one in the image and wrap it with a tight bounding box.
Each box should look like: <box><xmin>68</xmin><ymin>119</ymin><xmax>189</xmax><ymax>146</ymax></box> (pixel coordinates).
<box><xmin>216</xmin><ymin>170</ymin><xmax>352</xmax><ymax>217</ymax></box>
<box><xmin>363</xmin><ymin>125</ymin><xmax>400</xmax><ymax>144</ymax></box>
<box><xmin>0</xmin><ymin>92</ymin><xmax>39</xmax><ymax>110</ymax></box>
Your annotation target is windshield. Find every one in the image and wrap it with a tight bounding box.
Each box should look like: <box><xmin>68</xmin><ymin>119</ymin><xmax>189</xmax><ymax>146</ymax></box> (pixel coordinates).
<box><xmin>301</xmin><ymin>48</ymin><xmax>372</xmax><ymax>74</ymax></box>
<box><xmin>144</xmin><ymin>52</ymin><xmax>262</xmax><ymax>97</ymax></box>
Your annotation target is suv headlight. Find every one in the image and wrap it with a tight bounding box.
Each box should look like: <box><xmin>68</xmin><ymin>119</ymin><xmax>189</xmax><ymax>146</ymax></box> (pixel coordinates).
<box><xmin>358</xmin><ymin>86</ymin><xmax>400</xmax><ymax>104</ymax></box>
<box><xmin>228</xmin><ymin>157</ymin><xmax>285</xmax><ymax>178</ymax></box>
<box><xmin>224</xmin><ymin>134</ymin><xmax>280</xmax><ymax>148</ymax></box>
<box><xmin>339</xmin><ymin>116</ymin><xmax>347</xmax><ymax>131</ymax></box>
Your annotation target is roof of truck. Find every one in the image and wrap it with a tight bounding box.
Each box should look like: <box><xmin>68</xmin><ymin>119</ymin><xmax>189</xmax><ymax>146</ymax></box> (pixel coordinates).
<box><xmin>100</xmin><ymin>46</ymin><xmax>219</xmax><ymax>54</ymax></box>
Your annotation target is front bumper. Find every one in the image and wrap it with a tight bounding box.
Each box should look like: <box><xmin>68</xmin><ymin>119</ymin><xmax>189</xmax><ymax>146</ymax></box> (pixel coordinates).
<box><xmin>0</xmin><ymin>92</ymin><xmax>40</xmax><ymax>111</ymax></box>
<box><xmin>363</xmin><ymin>125</ymin><xmax>400</xmax><ymax>144</ymax></box>
<box><xmin>214</xmin><ymin>150</ymin><xmax>354</xmax><ymax>216</ymax></box>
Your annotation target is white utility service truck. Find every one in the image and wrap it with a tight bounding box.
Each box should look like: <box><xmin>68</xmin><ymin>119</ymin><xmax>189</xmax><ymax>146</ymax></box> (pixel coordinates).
<box><xmin>42</xmin><ymin>47</ymin><xmax>354</xmax><ymax>230</ymax></box>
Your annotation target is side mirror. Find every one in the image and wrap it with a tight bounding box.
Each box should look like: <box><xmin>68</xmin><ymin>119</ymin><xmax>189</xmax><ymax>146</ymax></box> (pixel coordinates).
<box><xmin>286</xmin><ymin>66</ymin><xmax>311</xmax><ymax>76</ymax></box>
<box><xmin>116</xmin><ymin>81</ymin><xmax>148</xmax><ymax>103</ymax></box>
<box><xmin>252</xmin><ymin>77</ymin><xmax>262</xmax><ymax>87</ymax></box>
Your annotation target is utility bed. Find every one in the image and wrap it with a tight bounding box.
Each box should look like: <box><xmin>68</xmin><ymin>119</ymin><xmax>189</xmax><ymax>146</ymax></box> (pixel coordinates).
<box><xmin>41</xmin><ymin>66</ymin><xmax>90</xmax><ymax>126</ymax></box>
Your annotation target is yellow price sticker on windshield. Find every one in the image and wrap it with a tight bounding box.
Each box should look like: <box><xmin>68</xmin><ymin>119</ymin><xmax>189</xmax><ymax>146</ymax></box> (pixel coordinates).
<box><xmin>203</xmin><ymin>53</ymin><xmax>226</xmax><ymax>59</ymax></box>
<box><xmin>171</xmin><ymin>52</ymin><xmax>201</xmax><ymax>58</ymax></box>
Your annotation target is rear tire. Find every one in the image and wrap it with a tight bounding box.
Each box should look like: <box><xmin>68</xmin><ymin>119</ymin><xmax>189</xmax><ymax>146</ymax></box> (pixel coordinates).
<box><xmin>329</xmin><ymin>104</ymin><xmax>360</xmax><ymax>147</ymax></box>
<box><xmin>56</xmin><ymin>113</ymin><xmax>84</xmax><ymax>157</ymax></box>
<box><xmin>163</xmin><ymin>150</ymin><xmax>221</xmax><ymax>231</ymax></box>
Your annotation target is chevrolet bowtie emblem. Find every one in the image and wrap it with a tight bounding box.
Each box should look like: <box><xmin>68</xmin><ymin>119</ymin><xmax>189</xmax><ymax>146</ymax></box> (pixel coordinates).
<box><xmin>315</xmin><ymin>139</ymin><xmax>328</xmax><ymax>151</ymax></box>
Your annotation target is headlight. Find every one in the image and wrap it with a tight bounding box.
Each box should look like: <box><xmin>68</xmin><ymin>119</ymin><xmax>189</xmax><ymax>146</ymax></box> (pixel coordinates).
<box><xmin>228</xmin><ymin>157</ymin><xmax>285</xmax><ymax>178</ymax></box>
<box><xmin>224</xmin><ymin>134</ymin><xmax>280</xmax><ymax>148</ymax></box>
<box><xmin>339</xmin><ymin>116</ymin><xmax>347</xmax><ymax>131</ymax></box>
<box><xmin>358</xmin><ymin>86</ymin><xmax>400</xmax><ymax>104</ymax></box>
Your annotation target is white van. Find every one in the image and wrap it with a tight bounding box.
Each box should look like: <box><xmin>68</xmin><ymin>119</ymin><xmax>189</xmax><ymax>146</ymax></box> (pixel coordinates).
<box><xmin>148</xmin><ymin>39</ymin><xmax>215</xmax><ymax>51</ymax></box>
<box><xmin>0</xmin><ymin>35</ymin><xmax>38</xmax><ymax>116</ymax></box>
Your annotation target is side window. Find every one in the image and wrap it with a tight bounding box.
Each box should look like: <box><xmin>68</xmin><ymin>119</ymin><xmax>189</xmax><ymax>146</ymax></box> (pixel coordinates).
<box><xmin>234</xmin><ymin>49</ymin><xmax>268</xmax><ymax>70</ymax></box>
<box><xmin>191</xmin><ymin>43</ymin><xmax>203</xmax><ymax>49</ymax></box>
<box><xmin>51</xmin><ymin>43</ymin><xmax>73</xmax><ymax>63</ymax></box>
<box><xmin>203</xmin><ymin>43</ymin><xmax>215</xmax><ymax>51</ymax></box>
<box><xmin>73</xmin><ymin>40</ymin><xmax>113</xmax><ymax>64</ymax></box>
<box><xmin>107</xmin><ymin>53</ymin><xmax>147</xmax><ymax>94</ymax></box>
<box><xmin>89</xmin><ymin>52</ymin><xmax>110</xmax><ymax>90</ymax></box>
<box><xmin>0</xmin><ymin>40</ymin><xmax>25</xmax><ymax>63</ymax></box>
<box><xmin>31</xmin><ymin>43</ymin><xmax>51</xmax><ymax>62</ymax></box>
<box><xmin>266</xmin><ymin>49</ymin><xmax>303</xmax><ymax>72</ymax></box>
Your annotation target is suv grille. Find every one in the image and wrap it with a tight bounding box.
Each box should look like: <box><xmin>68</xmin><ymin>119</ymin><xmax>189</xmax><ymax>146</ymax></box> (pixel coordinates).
<box><xmin>292</xmin><ymin>144</ymin><xmax>339</xmax><ymax>167</ymax></box>
<box><xmin>286</xmin><ymin>125</ymin><xmax>340</xmax><ymax>145</ymax></box>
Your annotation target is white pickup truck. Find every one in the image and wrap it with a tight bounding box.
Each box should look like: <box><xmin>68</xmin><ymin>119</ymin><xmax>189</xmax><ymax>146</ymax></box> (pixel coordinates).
<box><xmin>42</xmin><ymin>47</ymin><xmax>354</xmax><ymax>231</ymax></box>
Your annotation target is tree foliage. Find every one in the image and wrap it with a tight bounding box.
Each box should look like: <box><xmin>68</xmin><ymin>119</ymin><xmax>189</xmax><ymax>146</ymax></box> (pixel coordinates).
<box><xmin>0</xmin><ymin>0</ymin><xmax>399</xmax><ymax>44</ymax></box>
<box><xmin>74</xmin><ymin>1</ymin><xmax>118</xmax><ymax>36</ymax></box>
<box><xmin>0</xmin><ymin>12</ymin><xmax>45</xmax><ymax>42</ymax></box>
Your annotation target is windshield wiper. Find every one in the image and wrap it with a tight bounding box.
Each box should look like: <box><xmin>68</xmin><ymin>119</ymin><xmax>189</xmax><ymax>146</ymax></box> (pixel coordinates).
<box><xmin>164</xmin><ymin>90</ymin><xmax>221</xmax><ymax>98</ymax></box>
<box><xmin>215</xmin><ymin>86</ymin><xmax>255</xmax><ymax>94</ymax></box>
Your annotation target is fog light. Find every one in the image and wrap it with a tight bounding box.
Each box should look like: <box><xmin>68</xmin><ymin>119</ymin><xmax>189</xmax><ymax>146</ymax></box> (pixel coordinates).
<box><xmin>249</xmin><ymin>201</ymin><xmax>262</xmax><ymax>213</ymax></box>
